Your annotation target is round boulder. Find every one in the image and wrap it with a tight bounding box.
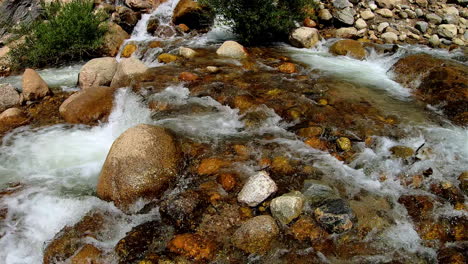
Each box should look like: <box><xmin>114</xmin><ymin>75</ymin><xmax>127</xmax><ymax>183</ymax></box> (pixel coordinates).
<box><xmin>289</xmin><ymin>27</ymin><xmax>320</xmax><ymax>48</ymax></box>
<box><xmin>110</xmin><ymin>58</ymin><xmax>148</xmax><ymax>88</ymax></box>
<box><xmin>79</xmin><ymin>57</ymin><xmax>118</xmax><ymax>90</ymax></box>
<box><xmin>21</xmin><ymin>68</ymin><xmax>50</xmax><ymax>101</ymax></box>
<box><xmin>329</xmin><ymin>39</ymin><xmax>366</xmax><ymax>60</ymax></box>
<box><xmin>59</xmin><ymin>86</ymin><xmax>115</xmax><ymax>124</ymax></box>
<box><xmin>0</xmin><ymin>83</ymin><xmax>20</xmax><ymax>112</ymax></box>
<box><xmin>97</xmin><ymin>124</ymin><xmax>181</xmax><ymax>212</ymax></box>
<box><xmin>232</xmin><ymin>215</ymin><xmax>279</xmax><ymax>254</ymax></box>
<box><xmin>216</xmin><ymin>41</ymin><xmax>248</xmax><ymax>59</ymax></box>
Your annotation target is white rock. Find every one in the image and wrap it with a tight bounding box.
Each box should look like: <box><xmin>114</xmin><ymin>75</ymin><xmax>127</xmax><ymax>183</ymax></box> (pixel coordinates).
<box><xmin>216</xmin><ymin>41</ymin><xmax>248</xmax><ymax>59</ymax></box>
<box><xmin>238</xmin><ymin>171</ymin><xmax>277</xmax><ymax>207</ymax></box>
<box><xmin>206</xmin><ymin>66</ymin><xmax>220</xmax><ymax>73</ymax></box>
<box><xmin>453</xmin><ymin>38</ymin><xmax>464</xmax><ymax>45</ymax></box>
<box><xmin>437</xmin><ymin>24</ymin><xmax>458</xmax><ymax>39</ymax></box>
<box><xmin>289</xmin><ymin>27</ymin><xmax>321</xmax><ymax>48</ymax></box>
<box><xmin>355</xmin><ymin>18</ymin><xmax>367</xmax><ymax>29</ymax></box>
<box><xmin>377</xmin><ymin>22</ymin><xmax>389</xmax><ymax>32</ymax></box>
<box><xmin>369</xmin><ymin>3</ymin><xmax>378</xmax><ymax>10</ymax></box>
<box><xmin>179</xmin><ymin>47</ymin><xmax>197</xmax><ymax>59</ymax></box>
<box><xmin>381</xmin><ymin>32</ymin><xmax>398</xmax><ymax>43</ymax></box>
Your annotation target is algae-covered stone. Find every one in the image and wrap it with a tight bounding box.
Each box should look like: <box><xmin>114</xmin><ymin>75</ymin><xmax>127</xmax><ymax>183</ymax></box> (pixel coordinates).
<box><xmin>336</xmin><ymin>137</ymin><xmax>352</xmax><ymax>151</ymax></box>
<box><xmin>302</xmin><ymin>180</ymin><xmax>338</xmax><ymax>206</ymax></box>
<box><xmin>390</xmin><ymin>145</ymin><xmax>414</xmax><ymax>159</ymax></box>
<box><xmin>232</xmin><ymin>215</ymin><xmax>279</xmax><ymax>254</ymax></box>
<box><xmin>270</xmin><ymin>191</ymin><xmax>305</xmax><ymax>224</ymax></box>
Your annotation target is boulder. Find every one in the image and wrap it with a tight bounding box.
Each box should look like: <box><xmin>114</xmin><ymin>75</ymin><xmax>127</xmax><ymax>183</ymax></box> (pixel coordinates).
<box><xmin>125</xmin><ymin>0</ymin><xmax>154</xmax><ymax>11</ymax></box>
<box><xmin>0</xmin><ymin>0</ymin><xmax>41</xmax><ymax>37</ymax></box>
<box><xmin>97</xmin><ymin>124</ymin><xmax>181</xmax><ymax>211</ymax></box>
<box><xmin>79</xmin><ymin>57</ymin><xmax>118</xmax><ymax>90</ymax></box>
<box><xmin>314</xmin><ymin>198</ymin><xmax>355</xmax><ymax>234</ymax></box>
<box><xmin>0</xmin><ymin>107</ymin><xmax>29</xmax><ymax>133</ymax></box>
<box><xmin>216</xmin><ymin>41</ymin><xmax>248</xmax><ymax>59</ymax></box>
<box><xmin>437</xmin><ymin>24</ymin><xmax>458</xmax><ymax>39</ymax></box>
<box><xmin>59</xmin><ymin>86</ymin><xmax>115</xmax><ymax>124</ymax></box>
<box><xmin>270</xmin><ymin>191</ymin><xmax>305</xmax><ymax>224</ymax></box>
<box><xmin>101</xmin><ymin>22</ymin><xmax>130</xmax><ymax>57</ymax></box>
<box><xmin>238</xmin><ymin>171</ymin><xmax>277</xmax><ymax>207</ymax></box>
<box><xmin>172</xmin><ymin>0</ymin><xmax>214</xmax><ymax>30</ymax></box>
<box><xmin>289</xmin><ymin>27</ymin><xmax>320</xmax><ymax>48</ymax></box>
<box><xmin>381</xmin><ymin>32</ymin><xmax>398</xmax><ymax>43</ymax></box>
<box><xmin>391</xmin><ymin>54</ymin><xmax>468</xmax><ymax>125</ymax></box>
<box><xmin>333</xmin><ymin>7</ymin><xmax>355</xmax><ymax>25</ymax></box>
<box><xmin>329</xmin><ymin>39</ymin><xmax>366</xmax><ymax>60</ymax></box>
<box><xmin>110</xmin><ymin>58</ymin><xmax>148</xmax><ymax>88</ymax></box>
<box><xmin>232</xmin><ymin>215</ymin><xmax>279</xmax><ymax>254</ymax></box>
<box><xmin>111</xmin><ymin>6</ymin><xmax>140</xmax><ymax>33</ymax></box>
<box><xmin>335</xmin><ymin>27</ymin><xmax>358</xmax><ymax>38</ymax></box>
<box><xmin>0</xmin><ymin>83</ymin><xmax>20</xmax><ymax>112</ymax></box>
<box><xmin>21</xmin><ymin>68</ymin><xmax>50</xmax><ymax>101</ymax></box>
<box><xmin>179</xmin><ymin>47</ymin><xmax>197</xmax><ymax>59</ymax></box>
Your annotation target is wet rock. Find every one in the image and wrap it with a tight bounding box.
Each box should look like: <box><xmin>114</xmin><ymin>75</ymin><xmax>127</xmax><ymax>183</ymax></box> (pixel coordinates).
<box><xmin>318</xmin><ymin>9</ymin><xmax>333</xmax><ymax>21</ymax></box>
<box><xmin>179</xmin><ymin>47</ymin><xmax>197</xmax><ymax>59</ymax></box>
<box><xmin>361</xmin><ymin>10</ymin><xmax>375</xmax><ymax>20</ymax></box>
<box><xmin>335</xmin><ymin>27</ymin><xmax>358</xmax><ymax>38</ymax></box>
<box><xmin>459</xmin><ymin>172</ymin><xmax>468</xmax><ymax>195</ymax></box>
<box><xmin>430</xmin><ymin>182</ymin><xmax>465</xmax><ymax>205</ymax></box>
<box><xmin>278</xmin><ymin>62</ymin><xmax>297</xmax><ymax>74</ymax></box>
<box><xmin>426</xmin><ymin>13</ymin><xmax>443</xmax><ymax>24</ymax></box>
<box><xmin>70</xmin><ymin>244</ymin><xmax>103</xmax><ymax>264</ymax></box>
<box><xmin>172</xmin><ymin>0</ymin><xmax>214</xmax><ymax>30</ymax></box>
<box><xmin>290</xmin><ymin>216</ymin><xmax>329</xmax><ymax>241</ymax></box>
<box><xmin>329</xmin><ymin>39</ymin><xmax>366</xmax><ymax>60</ymax></box>
<box><xmin>110</xmin><ymin>57</ymin><xmax>148</xmax><ymax>88</ymax></box>
<box><xmin>437</xmin><ymin>245</ymin><xmax>467</xmax><ymax>264</ymax></box>
<box><xmin>101</xmin><ymin>22</ymin><xmax>129</xmax><ymax>57</ymax></box>
<box><xmin>305</xmin><ymin>137</ymin><xmax>328</xmax><ymax>151</ymax></box>
<box><xmin>125</xmin><ymin>0</ymin><xmax>154</xmax><ymax>11</ymax></box>
<box><xmin>376</xmin><ymin>8</ymin><xmax>393</xmax><ymax>18</ymax></box>
<box><xmin>302</xmin><ymin>180</ymin><xmax>338</xmax><ymax>207</ymax></box>
<box><xmin>121</xmin><ymin>43</ymin><xmax>137</xmax><ymax>58</ymax></box>
<box><xmin>0</xmin><ymin>107</ymin><xmax>29</xmax><ymax>133</ymax></box>
<box><xmin>43</xmin><ymin>212</ymin><xmax>106</xmax><ymax>264</ymax></box>
<box><xmin>398</xmin><ymin>195</ymin><xmax>434</xmax><ymax>221</ymax></box>
<box><xmin>390</xmin><ymin>145</ymin><xmax>414</xmax><ymax>159</ymax></box>
<box><xmin>437</xmin><ymin>24</ymin><xmax>458</xmax><ymax>39</ymax></box>
<box><xmin>168</xmin><ymin>233</ymin><xmax>216</xmax><ymax>261</ymax></box>
<box><xmin>177</xmin><ymin>23</ymin><xmax>190</xmax><ymax>32</ymax></box>
<box><xmin>146</xmin><ymin>17</ymin><xmax>160</xmax><ymax>35</ymax></box>
<box><xmin>179</xmin><ymin>72</ymin><xmax>199</xmax><ymax>82</ymax></box>
<box><xmin>21</xmin><ymin>68</ymin><xmax>50</xmax><ymax>102</ymax></box>
<box><xmin>271</xmin><ymin>156</ymin><xmax>294</xmax><ymax>174</ymax></box>
<box><xmin>232</xmin><ymin>215</ymin><xmax>279</xmax><ymax>254</ymax></box>
<box><xmin>238</xmin><ymin>171</ymin><xmax>277</xmax><ymax>207</ymax></box>
<box><xmin>289</xmin><ymin>27</ymin><xmax>320</xmax><ymax>48</ymax></box>
<box><xmin>297</xmin><ymin>126</ymin><xmax>323</xmax><ymax>138</ymax></box>
<box><xmin>333</xmin><ymin>7</ymin><xmax>356</xmax><ymax>25</ymax></box>
<box><xmin>97</xmin><ymin>124</ymin><xmax>181</xmax><ymax>212</ymax></box>
<box><xmin>79</xmin><ymin>57</ymin><xmax>118</xmax><ymax>90</ymax></box>
<box><xmin>197</xmin><ymin>158</ymin><xmax>230</xmax><ymax>175</ymax></box>
<box><xmin>59</xmin><ymin>86</ymin><xmax>114</xmax><ymax>125</ymax></box>
<box><xmin>336</xmin><ymin>137</ymin><xmax>352</xmax><ymax>151</ymax></box>
<box><xmin>314</xmin><ymin>198</ymin><xmax>355</xmax><ymax>234</ymax></box>
<box><xmin>157</xmin><ymin>53</ymin><xmax>179</xmax><ymax>63</ymax></box>
<box><xmin>196</xmin><ymin>203</ymin><xmax>244</xmax><ymax>242</ymax></box>
<box><xmin>115</xmin><ymin>221</ymin><xmax>165</xmax><ymax>264</ymax></box>
<box><xmin>270</xmin><ymin>191</ymin><xmax>305</xmax><ymax>224</ymax></box>
<box><xmin>111</xmin><ymin>6</ymin><xmax>140</xmax><ymax>33</ymax></box>
<box><xmin>217</xmin><ymin>173</ymin><xmax>237</xmax><ymax>191</ymax></box>
<box><xmin>216</xmin><ymin>41</ymin><xmax>248</xmax><ymax>59</ymax></box>
<box><xmin>415</xmin><ymin>21</ymin><xmax>429</xmax><ymax>33</ymax></box>
<box><xmin>0</xmin><ymin>83</ymin><xmax>20</xmax><ymax>112</ymax></box>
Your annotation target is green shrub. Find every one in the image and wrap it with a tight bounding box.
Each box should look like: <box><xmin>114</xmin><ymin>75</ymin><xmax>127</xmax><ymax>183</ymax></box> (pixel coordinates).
<box><xmin>200</xmin><ymin>0</ymin><xmax>318</xmax><ymax>45</ymax></box>
<box><xmin>7</xmin><ymin>0</ymin><xmax>107</xmax><ymax>69</ymax></box>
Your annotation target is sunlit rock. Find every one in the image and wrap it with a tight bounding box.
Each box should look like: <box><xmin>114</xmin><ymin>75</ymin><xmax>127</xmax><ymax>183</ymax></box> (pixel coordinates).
<box><xmin>216</xmin><ymin>41</ymin><xmax>248</xmax><ymax>59</ymax></box>
<box><xmin>21</xmin><ymin>68</ymin><xmax>50</xmax><ymax>102</ymax></box>
<box><xmin>238</xmin><ymin>171</ymin><xmax>277</xmax><ymax>207</ymax></box>
<box><xmin>289</xmin><ymin>27</ymin><xmax>320</xmax><ymax>48</ymax></box>
<box><xmin>78</xmin><ymin>57</ymin><xmax>118</xmax><ymax>89</ymax></box>
<box><xmin>270</xmin><ymin>191</ymin><xmax>305</xmax><ymax>224</ymax></box>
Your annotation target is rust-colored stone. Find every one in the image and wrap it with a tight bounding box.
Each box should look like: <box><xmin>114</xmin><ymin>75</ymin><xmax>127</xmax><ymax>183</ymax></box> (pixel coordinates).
<box><xmin>168</xmin><ymin>233</ymin><xmax>216</xmax><ymax>261</ymax></box>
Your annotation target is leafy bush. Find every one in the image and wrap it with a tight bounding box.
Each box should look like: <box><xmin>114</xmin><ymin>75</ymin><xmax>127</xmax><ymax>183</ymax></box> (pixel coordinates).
<box><xmin>7</xmin><ymin>0</ymin><xmax>107</xmax><ymax>69</ymax></box>
<box><xmin>200</xmin><ymin>0</ymin><xmax>318</xmax><ymax>44</ymax></box>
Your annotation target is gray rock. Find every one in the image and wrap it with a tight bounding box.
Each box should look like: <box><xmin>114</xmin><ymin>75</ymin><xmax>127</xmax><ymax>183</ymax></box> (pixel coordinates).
<box><xmin>0</xmin><ymin>0</ymin><xmax>42</xmax><ymax>37</ymax></box>
<box><xmin>270</xmin><ymin>191</ymin><xmax>305</xmax><ymax>224</ymax></box>
<box><xmin>302</xmin><ymin>180</ymin><xmax>338</xmax><ymax>207</ymax></box>
<box><xmin>399</xmin><ymin>11</ymin><xmax>408</xmax><ymax>19</ymax></box>
<box><xmin>333</xmin><ymin>7</ymin><xmax>356</xmax><ymax>25</ymax></box>
<box><xmin>369</xmin><ymin>2</ymin><xmax>378</xmax><ymax>10</ymax></box>
<box><xmin>238</xmin><ymin>171</ymin><xmax>277</xmax><ymax>207</ymax></box>
<box><xmin>426</xmin><ymin>13</ymin><xmax>442</xmax><ymax>24</ymax></box>
<box><xmin>443</xmin><ymin>15</ymin><xmax>459</xmax><ymax>25</ymax></box>
<box><xmin>437</xmin><ymin>24</ymin><xmax>458</xmax><ymax>39</ymax></box>
<box><xmin>415</xmin><ymin>21</ymin><xmax>429</xmax><ymax>33</ymax></box>
<box><xmin>442</xmin><ymin>6</ymin><xmax>459</xmax><ymax>16</ymax></box>
<box><xmin>441</xmin><ymin>38</ymin><xmax>452</xmax><ymax>45</ymax></box>
<box><xmin>465</xmin><ymin>31</ymin><xmax>468</xmax><ymax>41</ymax></box>
<box><xmin>415</xmin><ymin>8</ymin><xmax>424</xmax><ymax>17</ymax></box>
<box><xmin>314</xmin><ymin>198</ymin><xmax>355</xmax><ymax>234</ymax></box>
<box><xmin>375</xmin><ymin>0</ymin><xmax>397</xmax><ymax>9</ymax></box>
<box><xmin>332</xmin><ymin>0</ymin><xmax>352</xmax><ymax>9</ymax></box>
<box><xmin>0</xmin><ymin>84</ymin><xmax>20</xmax><ymax>112</ymax></box>
<box><xmin>406</xmin><ymin>10</ymin><xmax>417</xmax><ymax>19</ymax></box>
<box><xmin>232</xmin><ymin>215</ymin><xmax>279</xmax><ymax>254</ymax></box>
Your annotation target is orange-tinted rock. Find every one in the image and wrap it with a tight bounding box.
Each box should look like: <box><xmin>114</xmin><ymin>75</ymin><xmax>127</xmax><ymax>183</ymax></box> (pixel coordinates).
<box><xmin>179</xmin><ymin>72</ymin><xmax>199</xmax><ymax>82</ymax></box>
<box><xmin>290</xmin><ymin>216</ymin><xmax>329</xmax><ymax>241</ymax></box>
<box><xmin>271</xmin><ymin>156</ymin><xmax>294</xmax><ymax>174</ymax></box>
<box><xmin>217</xmin><ymin>173</ymin><xmax>237</xmax><ymax>191</ymax></box>
<box><xmin>172</xmin><ymin>0</ymin><xmax>214</xmax><ymax>30</ymax></box>
<box><xmin>178</xmin><ymin>23</ymin><xmax>190</xmax><ymax>32</ymax></box>
<box><xmin>197</xmin><ymin>158</ymin><xmax>230</xmax><ymax>175</ymax></box>
<box><xmin>233</xmin><ymin>95</ymin><xmax>255</xmax><ymax>111</ymax></box>
<box><xmin>148</xmin><ymin>41</ymin><xmax>162</xmax><ymax>48</ymax></box>
<box><xmin>278</xmin><ymin>62</ymin><xmax>297</xmax><ymax>74</ymax></box>
<box><xmin>233</xmin><ymin>144</ymin><xmax>249</xmax><ymax>160</ymax></box>
<box><xmin>232</xmin><ymin>215</ymin><xmax>279</xmax><ymax>254</ymax></box>
<box><xmin>297</xmin><ymin>126</ymin><xmax>323</xmax><ymax>138</ymax></box>
<box><xmin>121</xmin><ymin>43</ymin><xmax>137</xmax><ymax>58</ymax></box>
<box><xmin>459</xmin><ymin>172</ymin><xmax>468</xmax><ymax>194</ymax></box>
<box><xmin>157</xmin><ymin>53</ymin><xmax>178</xmax><ymax>63</ymax></box>
<box><xmin>305</xmin><ymin>137</ymin><xmax>328</xmax><ymax>151</ymax></box>
<box><xmin>430</xmin><ymin>182</ymin><xmax>465</xmax><ymax>205</ymax></box>
<box><xmin>398</xmin><ymin>195</ymin><xmax>434</xmax><ymax>222</ymax></box>
<box><xmin>22</xmin><ymin>68</ymin><xmax>50</xmax><ymax>101</ymax></box>
<box><xmin>168</xmin><ymin>233</ymin><xmax>216</xmax><ymax>261</ymax></box>
<box><xmin>304</xmin><ymin>17</ymin><xmax>317</xmax><ymax>27</ymax></box>
<box><xmin>70</xmin><ymin>244</ymin><xmax>103</xmax><ymax>264</ymax></box>
<box><xmin>417</xmin><ymin>221</ymin><xmax>449</xmax><ymax>242</ymax></box>
<box><xmin>101</xmin><ymin>22</ymin><xmax>129</xmax><ymax>57</ymax></box>
<box><xmin>0</xmin><ymin>108</ymin><xmax>29</xmax><ymax>134</ymax></box>
<box><xmin>329</xmin><ymin>39</ymin><xmax>366</xmax><ymax>60</ymax></box>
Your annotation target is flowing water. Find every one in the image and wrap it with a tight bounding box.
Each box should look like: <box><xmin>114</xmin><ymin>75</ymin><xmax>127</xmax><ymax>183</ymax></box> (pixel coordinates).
<box><xmin>0</xmin><ymin>2</ymin><xmax>467</xmax><ymax>263</ymax></box>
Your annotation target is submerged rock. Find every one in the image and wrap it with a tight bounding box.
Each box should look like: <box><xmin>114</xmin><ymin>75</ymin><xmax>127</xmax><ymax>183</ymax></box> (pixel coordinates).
<box><xmin>302</xmin><ymin>180</ymin><xmax>338</xmax><ymax>206</ymax></box>
<box><xmin>390</xmin><ymin>145</ymin><xmax>414</xmax><ymax>159</ymax></box>
<box><xmin>168</xmin><ymin>233</ymin><xmax>216</xmax><ymax>261</ymax></box>
<box><xmin>97</xmin><ymin>124</ymin><xmax>181</xmax><ymax>212</ymax></box>
<box><xmin>336</xmin><ymin>137</ymin><xmax>352</xmax><ymax>151</ymax></box>
<box><xmin>79</xmin><ymin>57</ymin><xmax>118</xmax><ymax>90</ymax></box>
<box><xmin>0</xmin><ymin>83</ymin><xmax>20</xmax><ymax>112</ymax></box>
<box><xmin>59</xmin><ymin>86</ymin><xmax>115</xmax><ymax>125</ymax></box>
<box><xmin>179</xmin><ymin>47</ymin><xmax>197</xmax><ymax>59</ymax></box>
<box><xmin>121</xmin><ymin>43</ymin><xmax>137</xmax><ymax>58</ymax></box>
<box><xmin>157</xmin><ymin>53</ymin><xmax>179</xmax><ymax>63</ymax></box>
<box><xmin>238</xmin><ymin>171</ymin><xmax>277</xmax><ymax>207</ymax></box>
<box><xmin>270</xmin><ymin>191</ymin><xmax>305</xmax><ymax>224</ymax></box>
<box><xmin>314</xmin><ymin>198</ymin><xmax>355</xmax><ymax>234</ymax></box>
<box><xmin>70</xmin><ymin>244</ymin><xmax>103</xmax><ymax>264</ymax></box>
<box><xmin>330</xmin><ymin>40</ymin><xmax>366</xmax><ymax>60</ymax></box>
<box><xmin>216</xmin><ymin>41</ymin><xmax>248</xmax><ymax>59</ymax></box>
<box><xmin>289</xmin><ymin>27</ymin><xmax>320</xmax><ymax>48</ymax></box>
<box><xmin>232</xmin><ymin>215</ymin><xmax>279</xmax><ymax>254</ymax></box>
<box><xmin>21</xmin><ymin>68</ymin><xmax>50</xmax><ymax>102</ymax></box>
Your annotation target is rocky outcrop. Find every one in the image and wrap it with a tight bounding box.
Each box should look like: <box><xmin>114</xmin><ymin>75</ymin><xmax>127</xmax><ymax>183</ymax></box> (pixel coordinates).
<box><xmin>289</xmin><ymin>27</ymin><xmax>320</xmax><ymax>48</ymax></box>
<box><xmin>59</xmin><ymin>86</ymin><xmax>115</xmax><ymax>124</ymax></box>
<box><xmin>0</xmin><ymin>83</ymin><xmax>20</xmax><ymax>112</ymax></box>
<box><xmin>0</xmin><ymin>0</ymin><xmax>41</xmax><ymax>37</ymax></box>
<box><xmin>232</xmin><ymin>215</ymin><xmax>279</xmax><ymax>254</ymax></box>
<box><xmin>111</xmin><ymin>6</ymin><xmax>140</xmax><ymax>34</ymax></box>
<box><xmin>391</xmin><ymin>54</ymin><xmax>468</xmax><ymax>125</ymax></box>
<box><xmin>21</xmin><ymin>68</ymin><xmax>50</xmax><ymax>101</ymax></box>
<box><xmin>329</xmin><ymin>39</ymin><xmax>366</xmax><ymax>59</ymax></box>
<box><xmin>110</xmin><ymin>57</ymin><xmax>148</xmax><ymax>88</ymax></box>
<box><xmin>101</xmin><ymin>22</ymin><xmax>130</xmax><ymax>57</ymax></box>
<box><xmin>96</xmin><ymin>124</ymin><xmax>181</xmax><ymax>212</ymax></box>
<box><xmin>172</xmin><ymin>0</ymin><xmax>214</xmax><ymax>30</ymax></box>
<box><xmin>78</xmin><ymin>57</ymin><xmax>118</xmax><ymax>90</ymax></box>
<box><xmin>216</xmin><ymin>41</ymin><xmax>248</xmax><ymax>59</ymax></box>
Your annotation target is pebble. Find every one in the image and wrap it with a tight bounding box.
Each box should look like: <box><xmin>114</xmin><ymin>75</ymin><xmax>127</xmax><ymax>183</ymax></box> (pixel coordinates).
<box><xmin>238</xmin><ymin>171</ymin><xmax>277</xmax><ymax>207</ymax></box>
